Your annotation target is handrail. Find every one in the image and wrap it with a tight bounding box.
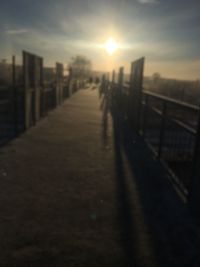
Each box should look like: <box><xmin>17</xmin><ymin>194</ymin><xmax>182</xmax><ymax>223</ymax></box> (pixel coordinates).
<box><xmin>109</xmin><ymin>81</ymin><xmax>199</xmax><ymax>112</ymax></box>
<box><xmin>172</xmin><ymin>118</ymin><xmax>196</xmax><ymax>135</ymax></box>
<box><xmin>143</xmin><ymin>90</ymin><xmax>199</xmax><ymax>112</ymax></box>
<box><xmin>106</xmin><ymin>64</ymin><xmax>200</xmax><ymax>198</ymax></box>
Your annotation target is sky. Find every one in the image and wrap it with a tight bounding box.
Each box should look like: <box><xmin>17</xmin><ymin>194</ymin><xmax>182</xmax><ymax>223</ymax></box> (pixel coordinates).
<box><xmin>0</xmin><ymin>0</ymin><xmax>200</xmax><ymax>80</ymax></box>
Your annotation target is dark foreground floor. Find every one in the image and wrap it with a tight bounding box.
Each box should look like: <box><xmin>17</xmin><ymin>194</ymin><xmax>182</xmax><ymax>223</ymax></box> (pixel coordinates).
<box><xmin>0</xmin><ymin>87</ymin><xmax>200</xmax><ymax>267</ymax></box>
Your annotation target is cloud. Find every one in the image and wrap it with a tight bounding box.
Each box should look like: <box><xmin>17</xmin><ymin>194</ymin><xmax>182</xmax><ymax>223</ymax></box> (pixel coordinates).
<box><xmin>5</xmin><ymin>29</ymin><xmax>28</xmax><ymax>35</ymax></box>
<box><xmin>137</xmin><ymin>0</ymin><xmax>159</xmax><ymax>4</ymax></box>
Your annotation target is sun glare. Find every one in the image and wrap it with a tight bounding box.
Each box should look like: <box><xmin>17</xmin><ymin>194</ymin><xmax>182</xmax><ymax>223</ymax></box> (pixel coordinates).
<box><xmin>104</xmin><ymin>38</ymin><xmax>118</xmax><ymax>55</ymax></box>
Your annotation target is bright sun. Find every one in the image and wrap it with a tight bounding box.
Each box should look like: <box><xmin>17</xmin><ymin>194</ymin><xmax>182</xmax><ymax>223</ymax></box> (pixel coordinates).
<box><xmin>104</xmin><ymin>38</ymin><xmax>118</xmax><ymax>55</ymax></box>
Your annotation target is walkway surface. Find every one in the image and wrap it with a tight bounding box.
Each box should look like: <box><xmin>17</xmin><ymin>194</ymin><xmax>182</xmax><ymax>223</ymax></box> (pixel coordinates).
<box><xmin>1</xmin><ymin>87</ymin><xmax>200</xmax><ymax>267</ymax></box>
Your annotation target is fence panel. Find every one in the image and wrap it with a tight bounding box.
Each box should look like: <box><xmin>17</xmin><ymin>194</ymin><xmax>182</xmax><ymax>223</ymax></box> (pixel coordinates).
<box><xmin>56</xmin><ymin>63</ymin><xmax>64</xmax><ymax>105</ymax></box>
<box><xmin>141</xmin><ymin>91</ymin><xmax>199</xmax><ymax>195</ymax></box>
<box><xmin>0</xmin><ymin>57</ymin><xmax>16</xmax><ymax>145</ymax></box>
<box><xmin>129</xmin><ymin>57</ymin><xmax>145</xmax><ymax>129</ymax></box>
<box><xmin>23</xmin><ymin>51</ymin><xmax>43</xmax><ymax>129</ymax></box>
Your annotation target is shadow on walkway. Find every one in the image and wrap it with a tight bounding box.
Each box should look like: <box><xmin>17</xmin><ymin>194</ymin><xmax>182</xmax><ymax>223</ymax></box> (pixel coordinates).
<box><xmin>112</xmin><ymin>109</ymin><xmax>157</xmax><ymax>267</ymax></box>
<box><xmin>101</xmin><ymin>94</ymin><xmax>109</xmax><ymax>147</ymax></box>
<box><xmin>113</xmin><ymin>113</ymin><xmax>136</xmax><ymax>266</ymax></box>
<box><xmin>102</xmin><ymin>94</ymin><xmax>200</xmax><ymax>266</ymax></box>
<box><xmin>101</xmin><ymin>95</ymin><xmax>156</xmax><ymax>266</ymax></box>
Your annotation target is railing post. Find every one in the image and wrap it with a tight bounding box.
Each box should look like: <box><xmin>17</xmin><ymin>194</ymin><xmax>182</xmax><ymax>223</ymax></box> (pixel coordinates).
<box><xmin>112</xmin><ymin>70</ymin><xmax>115</xmax><ymax>85</ymax></box>
<box><xmin>106</xmin><ymin>72</ymin><xmax>110</xmax><ymax>92</ymax></box>
<box><xmin>110</xmin><ymin>70</ymin><xmax>116</xmax><ymax>112</ymax></box>
<box><xmin>118</xmin><ymin>67</ymin><xmax>124</xmax><ymax>95</ymax></box>
<box><xmin>189</xmin><ymin>105</ymin><xmax>200</xmax><ymax>219</ymax></box>
<box><xmin>117</xmin><ymin>67</ymin><xmax>124</xmax><ymax>113</ymax></box>
<box><xmin>111</xmin><ymin>70</ymin><xmax>115</xmax><ymax>93</ymax></box>
<box><xmin>12</xmin><ymin>55</ymin><xmax>18</xmax><ymax>136</ymax></box>
<box><xmin>22</xmin><ymin>51</ymin><xmax>27</xmax><ymax>131</ymax></box>
<box><xmin>142</xmin><ymin>94</ymin><xmax>148</xmax><ymax>138</ymax></box>
<box><xmin>129</xmin><ymin>57</ymin><xmax>145</xmax><ymax>131</ymax></box>
<box><xmin>158</xmin><ymin>101</ymin><xmax>167</xmax><ymax>159</ymax></box>
<box><xmin>191</xmin><ymin>105</ymin><xmax>200</xmax><ymax>168</ymax></box>
<box><xmin>101</xmin><ymin>74</ymin><xmax>106</xmax><ymax>97</ymax></box>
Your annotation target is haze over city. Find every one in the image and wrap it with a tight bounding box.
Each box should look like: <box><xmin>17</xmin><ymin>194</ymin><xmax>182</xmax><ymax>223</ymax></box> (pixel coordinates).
<box><xmin>0</xmin><ymin>0</ymin><xmax>200</xmax><ymax>80</ymax></box>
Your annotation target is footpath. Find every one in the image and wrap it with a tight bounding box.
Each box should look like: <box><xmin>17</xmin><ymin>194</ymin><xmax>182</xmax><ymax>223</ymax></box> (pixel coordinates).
<box><xmin>0</xmin><ymin>87</ymin><xmax>200</xmax><ymax>267</ymax></box>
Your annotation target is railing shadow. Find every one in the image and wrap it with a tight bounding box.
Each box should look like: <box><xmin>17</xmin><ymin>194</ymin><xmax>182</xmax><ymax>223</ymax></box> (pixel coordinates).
<box><xmin>112</xmin><ymin>110</ymin><xmax>138</xmax><ymax>266</ymax></box>
<box><xmin>101</xmin><ymin>94</ymin><xmax>109</xmax><ymax>146</ymax></box>
<box><xmin>102</xmin><ymin>95</ymin><xmax>156</xmax><ymax>266</ymax></box>
<box><xmin>111</xmin><ymin>103</ymin><xmax>200</xmax><ymax>266</ymax></box>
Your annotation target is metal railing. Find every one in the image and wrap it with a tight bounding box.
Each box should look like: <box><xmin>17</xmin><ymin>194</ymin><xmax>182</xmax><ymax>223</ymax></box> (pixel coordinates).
<box><xmin>0</xmin><ymin>53</ymin><xmax>85</xmax><ymax>147</ymax></box>
<box><xmin>41</xmin><ymin>84</ymin><xmax>57</xmax><ymax>116</ymax></box>
<box><xmin>0</xmin><ymin>97</ymin><xmax>14</xmax><ymax>145</ymax></box>
<box><xmin>106</xmin><ymin>74</ymin><xmax>200</xmax><ymax>198</ymax></box>
<box><xmin>139</xmin><ymin>90</ymin><xmax>200</xmax><ymax>196</ymax></box>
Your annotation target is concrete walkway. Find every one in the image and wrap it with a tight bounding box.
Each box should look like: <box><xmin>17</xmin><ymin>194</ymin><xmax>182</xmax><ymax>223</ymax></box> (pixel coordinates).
<box><xmin>0</xmin><ymin>87</ymin><xmax>200</xmax><ymax>267</ymax></box>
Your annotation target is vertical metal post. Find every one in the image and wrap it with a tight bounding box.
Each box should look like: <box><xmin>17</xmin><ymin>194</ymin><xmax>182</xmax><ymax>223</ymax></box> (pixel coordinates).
<box><xmin>158</xmin><ymin>101</ymin><xmax>167</xmax><ymax>159</ymax></box>
<box><xmin>111</xmin><ymin>70</ymin><xmax>116</xmax><ymax>94</ymax></box>
<box><xmin>142</xmin><ymin>94</ymin><xmax>148</xmax><ymax>138</ymax></box>
<box><xmin>40</xmin><ymin>57</ymin><xmax>44</xmax><ymax>114</ymax></box>
<box><xmin>32</xmin><ymin>56</ymin><xmax>37</xmax><ymax>126</ymax></box>
<box><xmin>192</xmin><ymin>105</ymin><xmax>200</xmax><ymax>167</ymax></box>
<box><xmin>117</xmin><ymin>67</ymin><xmax>124</xmax><ymax>113</ymax></box>
<box><xmin>105</xmin><ymin>72</ymin><xmax>109</xmax><ymax>92</ymax></box>
<box><xmin>129</xmin><ymin>58</ymin><xmax>145</xmax><ymax>132</ymax></box>
<box><xmin>189</xmin><ymin>105</ymin><xmax>200</xmax><ymax>219</ymax></box>
<box><xmin>40</xmin><ymin>57</ymin><xmax>45</xmax><ymax>116</ymax></box>
<box><xmin>22</xmin><ymin>51</ymin><xmax>26</xmax><ymax>131</ymax></box>
<box><xmin>110</xmin><ymin>70</ymin><xmax>116</xmax><ymax>111</ymax></box>
<box><xmin>112</xmin><ymin>70</ymin><xmax>115</xmax><ymax>84</ymax></box>
<box><xmin>118</xmin><ymin>67</ymin><xmax>124</xmax><ymax>94</ymax></box>
<box><xmin>12</xmin><ymin>55</ymin><xmax>18</xmax><ymax>136</ymax></box>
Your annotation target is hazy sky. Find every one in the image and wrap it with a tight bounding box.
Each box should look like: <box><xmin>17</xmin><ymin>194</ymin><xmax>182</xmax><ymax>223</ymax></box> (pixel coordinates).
<box><xmin>0</xmin><ymin>0</ymin><xmax>200</xmax><ymax>79</ymax></box>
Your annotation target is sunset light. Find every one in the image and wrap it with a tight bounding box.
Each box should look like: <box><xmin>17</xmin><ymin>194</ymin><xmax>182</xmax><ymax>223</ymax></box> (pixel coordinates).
<box><xmin>1</xmin><ymin>1</ymin><xmax>200</xmax><ymax>266</ymax></box>
<box><xmin>104</xmin><ymin>38</ymin><xmax>118</xmax><ymax>55</ymax></box>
